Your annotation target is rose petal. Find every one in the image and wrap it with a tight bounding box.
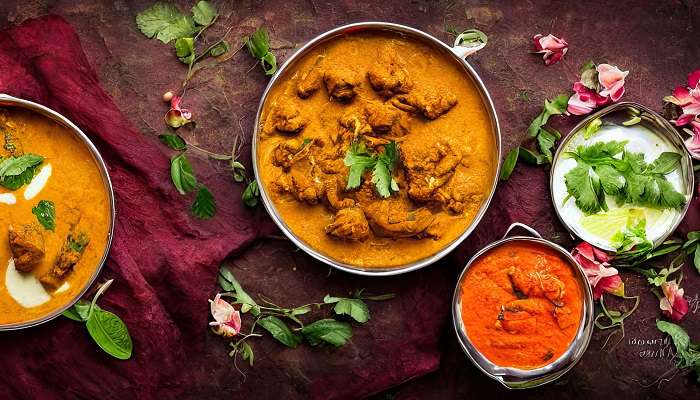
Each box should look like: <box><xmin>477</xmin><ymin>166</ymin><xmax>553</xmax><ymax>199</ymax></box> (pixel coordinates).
<box><xmin>676</xmin><ymin>113</ymin><xmax>698</xmax><ymax>127</ymax></box>
<box><xmin>597</xmin><ymin>64</ymin><xmax>629</xmax><ymax>90</ymax></box>
<box><xmin>688</xmin><ymin>69</ymin><xmax>700</xmax><ymax>88</ymax></box>
<box><xmin>597</xmin><ymin>275</ymin><xmax>624</xmax><ymax>299</ymax></box>
<box><xmin>672</xmin><ymin>86</ymin><xmax>693</xmax><ymax>105</ymax></box>
<box><xmin>567</xmin><ymin>92</ymin><xmax>596</xmax><ymax>115</ymax></box>
<box><xmin>660</xmin><ymin>281</ymin><xmax>689</xmax><ymax>322</ymax></box>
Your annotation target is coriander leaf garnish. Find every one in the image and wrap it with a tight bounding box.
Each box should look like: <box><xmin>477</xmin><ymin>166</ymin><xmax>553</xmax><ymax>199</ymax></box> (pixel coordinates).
<box><xmin>192</xmin><ymin>185</ymin><xmax>216</xmax><ymax>219</ymax></box>
<box><xmin>158</xmin><ymin>133</ymin><xmax>187</xmax><ymax>150</ymax></box>
<box><xmin>245</xmin><ymin>28</ymin><xmax>277</xmax><ymax>76</ymax></box>
<box><xmin>170</xmin><ymin>153</ymin><xmax>198</xmax><ymax>194</ymax></box>
<box><xmin>136</xmin><ymin>2</ymin><xmax>197</xmax><ymax>44</ymax></box>
<box><xmin>564</xmin><ymin>141</ymin><xmax>686</xmax><ymax>213</ymax></box>
<box><xmin>258</xmin><ymin>316</ymin><xmax>302</xmax><ymax>348</ymax></box>
<box><xmin>32</xmin><ymin>200</ymin><xmax>56</xmax><ymax>231</ymax></box>
<box><xmin>344</xmin><ymin>140</ymin><xmax>399</xmax><ymax>197</ymax></box>
<box><xmin>62</xmin><ymin>279</ymin><xmax>133</xmax><ymax>360</ymax></box>
<box><xmin>301</xmin><ymin>319</ymin><xmax>353</xmax><ymax>347</ymax></box>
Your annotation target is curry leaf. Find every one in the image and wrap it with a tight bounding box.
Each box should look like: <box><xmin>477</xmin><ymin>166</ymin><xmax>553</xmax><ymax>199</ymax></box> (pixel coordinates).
<box><xmin>258</xmin><ymin>316</ymin><xmax>302</xmax><ymax>348</ymax></box>
<box><xmin>170</xmin><ymin>153</ymin><xmax>198</xmax><ymax>195</ymax></box>
<box><xmin>86</xmin><ymin>308</ymin><xmax>133</xmax><ymax>360</ymax></box>
<box><xmin>32</xmin><ymin>200</ymin><xmax>55</xmax><ymax>231</ymax></box>
<box><xmin>301</xmin><ymin>319</ymin><xmax>352</xmax><ymax>347</ymax></box>
<box><xmin>135</xmin><ymin>2</ymin><xmax>197</xmax><ymax>44</ymax></box>
<box><xmin>0</xmin><ymin>154</ymin><xmax>43</xmax><ymax>178</ymax></box>
<box><xmin>499</xmin><ymin>147</ymin><xmax>519</xmax><ymax>181</ymax></box>
<box><xmin>159</xmin><ymin>134</ymin><xmax>187</xmax><ymax>150</ymax></box>
<box><xmin>191</xmin><ymin>185</ymin><xmax>216</xmax><ymax>219</ymax></box>
<box><xmin>332</xmin><ymin>298</ymin><xmax>370</xmax><ymax>323</ymax></box>
<box><xmin>242</xmin><ymin>180</ymin><xmax>260</xmax><ymax>207</ymax></box>
<box><xmin>191</xmin><ymin>1</ymin><xmax>217</xmax><ymax>26</ymax></box>
<box><xmin>218</xmin><ymin>266</ymin><xmax>260</xmax><ymax>315</ymax></box>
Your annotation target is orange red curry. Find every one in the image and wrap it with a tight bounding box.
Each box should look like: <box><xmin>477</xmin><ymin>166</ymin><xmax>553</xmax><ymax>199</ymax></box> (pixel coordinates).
<box><xmin>257</xmin><ymin>31</ymin><xmax>496</xmax><ymax>268</ymax></box>
<box><xmin>459</xmin><ymin>241</ymin><xmax>583</xmax><ymax>369</ymax></box>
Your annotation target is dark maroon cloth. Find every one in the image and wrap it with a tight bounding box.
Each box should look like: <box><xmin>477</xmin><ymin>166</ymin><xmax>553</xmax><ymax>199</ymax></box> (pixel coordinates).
<box><xmin>0</xmin><ymin>16</ymin><xmax>450</xmax><ymax>399</ymax></box>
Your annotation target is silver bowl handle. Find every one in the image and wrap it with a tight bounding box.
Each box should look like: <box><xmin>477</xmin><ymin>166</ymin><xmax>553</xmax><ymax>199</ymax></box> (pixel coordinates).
<box><xmin>502</xmin><ymin>222</ymin><xmax>542</xmax><ymax>239</ymax></box>
<box><xmin>451</xmin><ymin>36</ymin><xmax>486</xmax><ymax>59</ymax></box>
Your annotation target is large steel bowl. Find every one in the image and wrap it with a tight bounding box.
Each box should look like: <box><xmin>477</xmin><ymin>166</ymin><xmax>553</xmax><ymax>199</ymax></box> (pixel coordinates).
<box><xmin>252</xmin><ymin>22</ymin><xmax>502</xmax><ymax>276</ymax></box>
<box><xmin>0</xmin><ymin>93</ymin><xmax>115</xmax><ymax>330</ymax></box>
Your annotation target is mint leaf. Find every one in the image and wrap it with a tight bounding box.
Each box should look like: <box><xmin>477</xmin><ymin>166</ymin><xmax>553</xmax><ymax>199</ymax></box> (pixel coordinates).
<box><xmin>170</xmin><ymin>154</ymin><xmax>198</xmax><ymax>195</ymax></box>
<box><xmin>258</xmin><ymin>316</ymin><xmax>301</xmax><ymax>348</ymax></box>
<box><xmin>333</xmin><ymin>298</ymin><xmax>370</xmax><ymax>323</ymax></box>
<box><xmin>191</xmin><ymin>185</ymin><xmax>216</xmax><ymax>219</ymax></box>
<box><xmin>136</xmin><ymin>2</ymin><xmax>197</xmax><ymax>44</ymax></box>
<box><xmin>191</xmin><ymin>1</ymin><xmax>217</xmax><ymax>26</ymax></box>
<box><xmin>32</xmin><ymin>200</ymin><xmax>55</xmax><ymax>231</ymax></box>
<box><xmin>301</xmin><ymin>319</ymin><xmax>352</xmax><ymax>347</ymax></box>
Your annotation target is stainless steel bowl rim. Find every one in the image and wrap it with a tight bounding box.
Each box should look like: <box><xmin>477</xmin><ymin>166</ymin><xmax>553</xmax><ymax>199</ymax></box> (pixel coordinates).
<box><xmin>549</xmin><ymin>101</ymin><xmax>695</xmax><ymax>251</ymax></box>
<box><xmin>451</xmin><ymin>223</ymin><xmax>595</xmax><ymax>389</ymax></box>
<box><xmin>251</xmin><ymin>21</ymin><xmax>502</xmax><ymax>276</ymax></box>
<box><xmin>0</xmin><ymin>93</ymin><xmax>115</xmax><ymax>331</ymax></box>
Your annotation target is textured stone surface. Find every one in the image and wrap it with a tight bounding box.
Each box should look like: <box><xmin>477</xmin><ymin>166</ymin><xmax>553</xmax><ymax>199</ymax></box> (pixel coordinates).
<box><xmin>0</xmin><ymin>1</ymin><xmax>699</xmax><ymax>398</ymax></box>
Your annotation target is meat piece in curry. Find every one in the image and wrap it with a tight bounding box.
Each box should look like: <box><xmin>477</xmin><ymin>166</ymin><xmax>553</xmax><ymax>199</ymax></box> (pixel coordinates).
<box><xmin>40</xmin><ymin>232</ymin><xmax>90</xmax><ymax>289</ymax></box>
<box><xmin>257</xmin><ymin>31</ymin><xmax>496</xmax><ymax>268</ymax></box>
<box><xmin>8</xmin><ymin>224</ymin><xmax>45</xmax><ymax>272</ymax></box>
<box><xmin>263</xmin><ymin>99</ymin><xmax>308</xmax><ymax>135</ymax></box>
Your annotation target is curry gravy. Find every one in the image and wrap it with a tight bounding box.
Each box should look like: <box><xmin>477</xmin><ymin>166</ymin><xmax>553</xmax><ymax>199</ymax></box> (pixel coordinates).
<box><xmin>0</xmin><ymin>108</ymin><xmax>111</xmax><ymax>325</ymax></box>
<box><xmin>257</xmin><ymin>31</ymin><xmax>496</xmax><ymax>268</ymax></box>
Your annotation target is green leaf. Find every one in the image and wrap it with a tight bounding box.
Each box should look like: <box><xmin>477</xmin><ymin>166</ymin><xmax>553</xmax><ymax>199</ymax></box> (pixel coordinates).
<box><xmin>517</xmin><ymin>147</ymin><xmax>545</xmax><ymax>165</ymax></box>
<box><xmin>85</xmin><ymin>308</ymin><xmax>133</xmax><ymax>360</ymax></box>
<box><xmin>67</xmin><ymin>232</ymin><xmax>90</xmax><ymax>253</ymax></box>
<box><xmin>175</xmin><ymin>37</ymin><xmax>195</xmax><ymax>64</ymax></box>
<box><xmin>580</xmin><ymin>61</ymin><xmax>598</xmax><ymax>90</ymax></box>
<box><xmin>536</xmin><ymin>127</ymin><xmax>559</xmax><ymax>163</ymax></box>
<box><xmin>258</xmin><ymin>316</ymin><xmax>302</xmax><ymax>348</ymax></box>
<box><xmin>246</xmin><ymin>28</ymin><xmax>270</xmax><ymax>59</ymax></box>
<box><xmin>159</xmin><ymin>134</ymin><xmax>187</xmax><ymax>150</ymax></box>
<box><xmin>499</xmin><ymin>147</ymin><xmax>519</xmax><ymax>181</ymax></box>
<box><xmin>371</xmin><ymin>159</ymin><xmax>392</xmax><ymax>197</ymax></box>
<box><xmin>649</xmin><ymin>152</ymin><xmax>681</xmax><ymax>175</ymax></box>
<box><xmin>622</xmin><ymin>116</ymin><xmax>642</xmax><ymax>126</ymax></box>
<box><xmin>0</xmin><ymin>154</ymin><xmax>43</xmax><ymax>179</ymax></box>
<box><xmin>170</xmin><ymin>154</ymin><xmax>198</xmax><ymax>195</ymax></box>
<box><xmin>344</xmin><ymin>144</ymin><xmax>375</xmax><ymax>189</ymax></box>
<box><xmin>191</xmin><ymin>1</ymin><xmax>217</xmax><ymax>26</ymax></box>
<box><xmin>209</xmin><ymin>40</ymin><xmax>230</xmax><ymax>57</ymax></box>
<box><xmin>656</xmin><ymin>320</ymin><xmax>697</xmax><ymax>369</ymax></box>
<box><xmin>62</xmin><ymin>300</ymin><xmax>93</xmax><ymax>322</ymax></box>
<box><xmin>527</xmin><ymin>109</ymin><xmax>547</xmax><ymax>137</ymax></box>
<box><xmin>32</xmin><ymin>200</ymin><xmax>55</xmax><ymax>231</ymax></box>
<box><xmin>564</xmin><ymin>163</ymin><xmax>606</xmax><ymax>214</ymax></box>
<box><xmin>544</xmin><ymin>94</ymin><xmax>570</xmax><ymax>116</ymax></box>
<box><xmin>695</xmin><ymin>244</ymin><xmax>700</xmax><ymax>274</ymax></box>
<box><xmin>583</xmin><ymin>118</ymin><xmax>602</xmax><ymax>139</ymax></box>
<box><xmin>596</xmin><ymin>164</ymin><xmax>625</xmax><ymax>195</ymax></box>
<box><xmin>332</xmin><ymin>298</ymin><xmax>370</xmax><ymax>323</ymax></box>
<box><xmin>301</xmin><ymin>319</ymin><xmax>353</xmax><ymax>347</ymax></box>
<box><xmin>260</xmin><ymin>51</ymin><xmax>278</xmax><ymax>76</ymax></box>
<box><xmin>217</xmin><ymin>266</ymin><xmax>259</xmax><ymax>315</ymax></box>
<box><xmin>192</xmin><ymin>185</ymin><xmax>216</xmax><ymax>219</ymax></box>
<box><xmin>242</xmin><ymin>180</ymin><xmax>260</xmax><ymax>207</ymax></box>
<box><xmin>455</xmin><ymin>29</ymin><xmax>488</xmax><ymax>46</ymax></box>
<box><xmin>240</xmin><ymin>341</ymin><xmax>254</xmax><ymax>366</ymax></box>
<box><xmin>135</xmin><ymin>2</ymin><xmax>197</xmax><ymax>44</ymax></box>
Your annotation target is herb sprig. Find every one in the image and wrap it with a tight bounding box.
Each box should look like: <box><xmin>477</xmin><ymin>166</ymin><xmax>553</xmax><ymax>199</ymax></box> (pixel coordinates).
<box><xmin>216</xmin><ymin>266</ymin><xmax>394</xmax><ymax>369</ymax></box>
<box><xmin>656</xmin><ymin>320</ymin><xmax>700</xmax><ymax>383</ymax></box>
<box><xmin>245</xmin><ymin>28</ymin><xmax>277</xmax><ymax>76</ymax></box>
<box><xmin>63</xmin><ymin>279</ymin><xmax>133</xmax><ymax>360</ymax></box>
<box><xmin>344</xmin><ymin>140</ymin><xmax>399</xmax><ymax>198</ymax></box>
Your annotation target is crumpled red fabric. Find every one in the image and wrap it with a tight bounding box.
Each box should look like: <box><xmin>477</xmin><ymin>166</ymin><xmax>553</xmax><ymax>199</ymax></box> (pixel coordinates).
<box><xmin>0</xmin><ymin>16</ymin><xmax>453</xmax><ymax>399</ymax></box>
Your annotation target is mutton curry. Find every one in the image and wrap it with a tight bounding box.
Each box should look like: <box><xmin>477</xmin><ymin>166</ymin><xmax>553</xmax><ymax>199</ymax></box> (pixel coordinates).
<box><xmin>257</xmin><ymin>31</ymin><xmax>497</xmax><ymax>268</ymax></box>
<box><xmin>0</xmin><ymin>107</ymin><xmax>111</xmax><ymax>325</ymax></box>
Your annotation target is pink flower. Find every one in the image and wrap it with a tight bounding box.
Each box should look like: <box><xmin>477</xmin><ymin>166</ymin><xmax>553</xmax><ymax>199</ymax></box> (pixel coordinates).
<box><xmin>684</xmin><ymin>120</ymin><xmax>700</xmax><ymax>158</ymax></box>
<box><xmin>572</xmin><ymin>242</ymin><xmax>624</xmax><ymax>300</ymax></box>
<box><xmin>597</xmin><ymin>64</ymin><xmax>629</xmax><ymax>102</ymax></box>
<box><xmin>209</xmin><ymin>293</ymin><xmax>242</xmax><ymax>337</ymax></box>
<box><xmin>664</xmin><ymin>70</ymin><xmax>700</xmax><ymax>127</ymax></box>
<box><xmin>165</xmin><ymin>95</ymin><xmax>193</xmax><ymax>128</ymax></box>
<box><xmin>567</xmin><ymin>82</ymin><xmax>610</xmax><ymax>115</ymax></box>
<box><xmin>533</xmin><ymin>34</ymin><xmax>569</xmax><ymax>66</ymax></box>
<box><xmin>659</xmin><ymin>280</ymin><xmax>689</xmax><ymax>322</ymax></box>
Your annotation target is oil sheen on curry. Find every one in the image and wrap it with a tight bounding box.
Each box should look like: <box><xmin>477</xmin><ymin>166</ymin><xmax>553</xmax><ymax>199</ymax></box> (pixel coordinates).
<box><xmin>257</xmin><ymin>31</ymin><xmax>496</xmax><ymax>268</ymax></box>
<box><xmin>0</xmin><ymin>107</ymin><xmax>110</xmax><ymax>325</ymax></box>
<box><xmin>460</xmin><ymin>242</ymin><xmax>583</xmax><ymax>369</ymax></box>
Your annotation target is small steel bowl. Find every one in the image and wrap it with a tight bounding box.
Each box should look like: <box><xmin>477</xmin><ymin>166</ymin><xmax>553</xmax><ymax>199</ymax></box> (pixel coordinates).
<box><xmin>550</xmin><ymin>102</ymin><xmax>694</xmax><ymax>251</ymax></box>
<box><xmin>252</xmin><ymin>22</ymin><xmax>502</xmax><ymax>276</ymax></box>
<box><xmin>452</xmin><ymin>223</ymin><xmax>594</xmax><ymax>389</ymax></box>
<box><xmin>0</xmin><ymin>93</ymin><xmax>115</xmax><ymax>331</ymax></box>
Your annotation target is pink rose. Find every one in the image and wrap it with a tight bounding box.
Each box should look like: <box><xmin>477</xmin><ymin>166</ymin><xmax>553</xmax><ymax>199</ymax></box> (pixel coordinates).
<box><xmin>533</xmin><ymin>33</ymin><xmax>569</xmax><ymax>66</ymax></box>
<box><xmin>596</xmin><ymin>64</ymin><xmax>629</xmax><ymax>102</ymax></box>
<box><xmin>209</xmin><ymin>293</ymin><xmax>242</xmax><ymax>337</ymax></box>
<box><xmin>659</xmin><ymin>280</ymin><xmax>689</xmax><ymax>322</ymax></box>
<box><xmin>567</xmin><ymin>82</ymin><xmax>610</xmax><ymax>116</ymax></box>
<box><xmin>664</xmin><ymin>70</ymin><xmax>700</xmax><ymax>127</ymax></box>
<box><xmin>165</xmin><ymin>95</ymin><xmax>193</xmax><ymax>128</ymax></box>
<box><xmin>572</xmin><ymin>242</ymin><xmax>624</xmax><ymax>300</ymax></box>
<box><xmin>684</xmin><ymin>120</ymin><xmax>700</xmax><ymax>158</ymax></box>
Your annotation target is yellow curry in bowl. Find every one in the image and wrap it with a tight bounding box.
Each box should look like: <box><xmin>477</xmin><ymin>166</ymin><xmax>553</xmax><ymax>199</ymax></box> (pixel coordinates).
<box><xmin>256</xmin><ymin>31</ymin><xmax>497</xmax><ymax>268</ymax></box>
<box><xmin>0</xmin><ymin>106</ymin><xmax>111</xmax><ymax>326</ymax></box>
